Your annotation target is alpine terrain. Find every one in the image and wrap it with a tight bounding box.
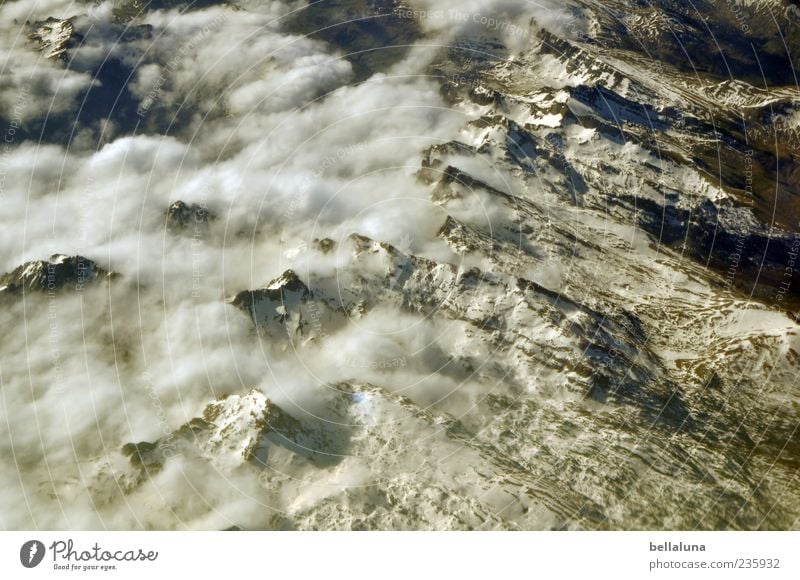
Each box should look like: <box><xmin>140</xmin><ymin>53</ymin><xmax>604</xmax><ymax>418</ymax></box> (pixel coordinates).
<box><xmin>0</xmin><ymin>0</ymin><xmax>799</xmax><ymax>530</ymax></box>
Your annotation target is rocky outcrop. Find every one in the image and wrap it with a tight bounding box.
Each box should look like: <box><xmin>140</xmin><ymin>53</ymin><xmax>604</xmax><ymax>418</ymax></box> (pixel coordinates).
<box><xmin>166</xmin><ymin>200</ymin><xmax>215</xmax><ymax>235</ymax></box>
<box><xmin>0</xmin><ymin>254</ymin><xmax>115</xmax><ymax>295</ymax></box>
<box><xmin>119</xmin><ymin>388</ymin><xmax>351</xmax><ymax>493</ymax></box>
<box><xmin>28</xmin><ymin>18</ymin><xmax>80</xmax><ymax>60</ymax></box>
<box><xmin>12</xmin><ymin>0</ymin><xmax>800</xmax><ymax>531</ymax></box>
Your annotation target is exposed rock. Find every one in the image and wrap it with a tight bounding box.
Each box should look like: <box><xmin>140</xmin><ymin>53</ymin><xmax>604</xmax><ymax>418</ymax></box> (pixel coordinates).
<box><xmin>312</xmin><ymin>238</ymin><xmax>336</xmax><ymax>254</ymax></box>
<box><xmin>229</xmin><ymin>270</ymin><xmax>342</xmax><ymax>342</ymax></box>
<box><xmin>166</xmin><ymin>200</ymin><xmax>215</xmax><ymax>235</ymax></box>
<box><xmin>0</xmin><ymin>254</ymin><xmax>115</xmax><ymax>295</ymax></box>
<box><xmin>28</xmin><ymin>18</ymin><xmax>79</xmax><ymax>60</ymax></box>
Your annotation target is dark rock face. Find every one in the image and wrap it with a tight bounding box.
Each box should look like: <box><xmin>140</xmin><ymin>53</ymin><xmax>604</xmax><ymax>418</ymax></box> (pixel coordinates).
<box><xmin>231</xmin><ymin>270</ymin><xmax>311</xmax><ymax>310</ymax></box>
<box><xmin>606</xmin><ymin>193</ymin><xmax>800</xmax><ymax>305</ymax></box>
<box><xmin>283</xmin><ymin>0</ymin><xmax>422</xmax><ymax>80</ymax></box>
<box><xmin>0</xmin><ymin>254</ymin><xmax>114</xmax><ymax>295</ymax></box>
<box><xmin>583</xmin><ymin>0</ymin><xmax>800</xmax><ymax>86</ymax></box>
<box><xmin>431</xmin><ymin>165</ymin><xmax>512</xmax><ymax>203</ymax></box>
<box><xmin>166</xmin><ymin>200</ymin><xmax>215</xmax><ymax>235</ymax></box>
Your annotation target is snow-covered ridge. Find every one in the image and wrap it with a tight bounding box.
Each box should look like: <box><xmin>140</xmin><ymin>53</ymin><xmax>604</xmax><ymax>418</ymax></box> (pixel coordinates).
<box><xmin>28</xmin><ymin>17</ymin><xmax>77</xmax><ymax>59</ymax></box>
<box><xmin>0</xmin><ymin>254</ymin><xmax>114</xmax><ymax>295</ymax></box>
